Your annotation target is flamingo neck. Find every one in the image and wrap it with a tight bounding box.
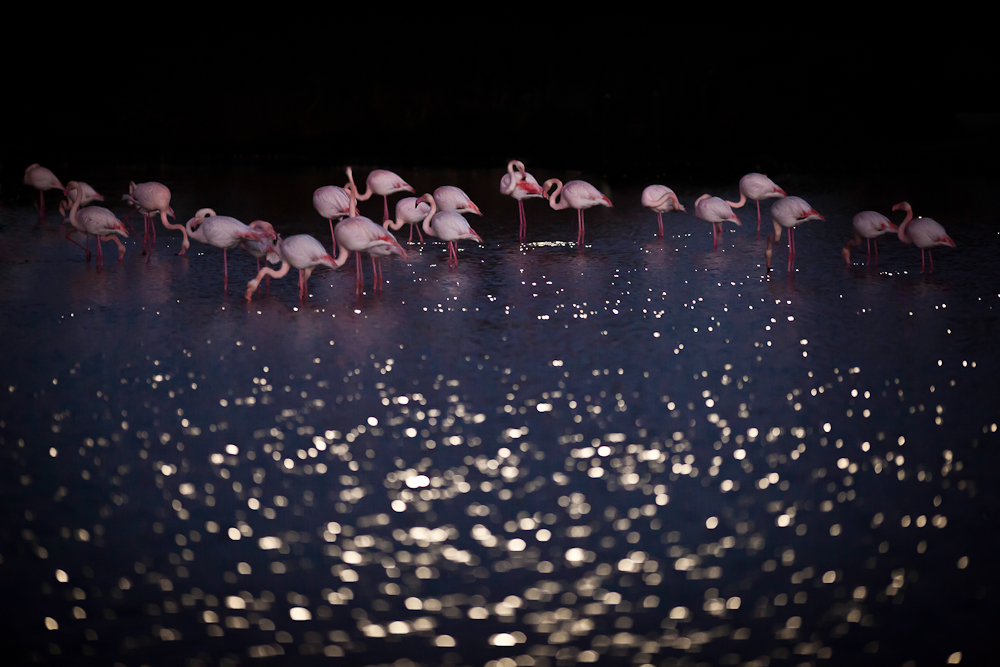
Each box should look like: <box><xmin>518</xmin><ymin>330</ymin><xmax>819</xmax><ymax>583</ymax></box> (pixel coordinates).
<box><xmin>347</xmin><ymin>167</ymin><xmax>373</xmax><ymax>201</ymax></box>
<box><xmin>547</xmin><ymin>180</ymin><xmax>567</xmax><ymax>210</ymax></box>
<box><xmin>419</xmin><ymin>195</ymin><xmax>438</xmax><ymax>236</ymax></box>
<box><xmin>897</xmin><ymin>207</ymin><xmax>915</xmax><ymax>244</ymax></box>
<box><xmin>726</xmin><ymin>192</ymin><xmax>747</xmax><ymax>209</ymax></box>
<box><xmin>67</xmin><ymin>182</ymin><xmax>82</xmax><ymax>227</ymax></box>
<box><xmin>333</xmin><ymin>243</ymin><xmax>351</xmax><ymax>268</ymax></box>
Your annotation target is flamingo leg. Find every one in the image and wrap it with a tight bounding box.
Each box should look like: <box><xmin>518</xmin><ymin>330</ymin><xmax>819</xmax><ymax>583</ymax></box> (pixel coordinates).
<box><xmin>756</xmin><ymin>200</ymin><xmax>762</xmax><ymax>233</ymax></box>
<box><xmin>519</xmin><ymin>200</ymin><xmax>526</xmax><ymax>242</ymax></box>
<box><xmin>65</xmin><ymin>232</ymin><xmax>91</xmax><ymax>260</ymax></box>
<box><xmin>151</xmin><ymin>215</ymin><xmax>156</xmax><ymax>244</ymax></box>
<box><xmin>95</xmin><ymin>237</ymin><xmax>104</xmax><ymax>267</ymax></box>
<box><xmin>873</xmin><ymin>239</ymin><xmax>878</xmax><ymax>265</ymax></box>
<box><xmin>657</xmin><ymin>212</ymin><xmax>663</xmax><ymax>237</ymax></box>
<box><xmin>111</xmin><ymin>236</ymin><xmax>127</xmax><ymax>260</ymax></box>
<box><xmin>929</xmin><ymin>250</ymin><xmax>934</xmax><ymax>273</ymax></box>
<box><xmin>329</xmin><ymin>219</ymin><xmax>337</xmax><ymax>254</ymax></box>
<box><xmin>383</xmin><ymin>196</ymin><xmax>389</xmax><ymax>223</ymax></box>
<box><xmin>298</xmin><ymin>269</ymin><xmax>304</xmax><ymax>300</ymax></box>
<box><xmin>355</xmin><ymin>251</ymin><xmax>364</xmax><ymax>295</ymax></box>
<box><xmin>409</xmin><ymin>223</ymin><xmax>414</xmax><ymax>243</ymax></box>
<box><xmin>417</xmin><ymin>223</ymin><xmax>424</xmax><ymax>243</ymax></box>
<box><xmin>920</xmin><ymin>249</ymin><xmax>926</xmax><ymax>273</ymax></box>
<box><xmin>223</xmin><ymin>249</ymin><xmax>229</xmax><ymax>288</ymax></box>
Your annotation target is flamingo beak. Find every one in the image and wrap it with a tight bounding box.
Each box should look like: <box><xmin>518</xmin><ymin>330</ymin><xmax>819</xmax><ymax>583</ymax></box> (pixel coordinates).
<box><xmin>776</xmin><ymin>188</ymin><xmax>787</xmax><ymax>197</ymax></box>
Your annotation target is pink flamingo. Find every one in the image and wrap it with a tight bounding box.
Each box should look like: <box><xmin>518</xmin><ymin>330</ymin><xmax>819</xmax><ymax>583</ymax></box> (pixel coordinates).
<box><xmin>122</xmin><ymin>181</ymin><xmax>188</xmax><ymax>254</ymax></box>
<box><xmin>765</xmin><ymin>196</ymin><xmax>825</xmax><ymax>272</ymax></box>
<box><xmin>59</xmin><ymin>182</ymin><xmax>103</xmax><ymax>219</ymax></box>
<box><xmin>313</xmin><ymin>185</ymin><xmax>352</xmax><ymax>252</ymax></box>
<box><xmin>417</xmin><ymin>193</ymin><xmax>482</xmax><ymax>268</ymax></box>
<box><xmin>24</xmin><ymin>164</ymin><xmax>63</xmax><ymax>219</ymax></box>
<box><xmin>185</xmin><ymin>208</ymin><xmax>276</xmax><ymax>288</ymax></box>
<box><xmin>892</xmin><ymin>201</ymin><xmax>955</xmax><ymax>273</ymax></box>
<box><xmin>240</xmin><ymin>220</ymin><xmax>281</xmax><ymax>271</ymax></box>
<box><xmin>386</xmin><ymin>196</ymin><xmax>432</xmax><ymax>243</ymax></box>
<box><xmin>726</xmin><ymin>173</ymin><xmax>787</xmax><ymax>232</ymax></box>
<box><xmin>693</xmin><ymin>195</ymin><xmax>741</xmax><ymax>250</ymax></box>
<box><xmin>500</xmin><ymin>160</ymin><xmax>544</xmax><ymax>242</ymax></box>
<box><xmin>246</xmin><ymin>234</ymin><xmax>337</xmax><ymax>302</ymax></box>
<box><xmin>333</xmin><ymin>184</ymin><xmax>408</xmax><ymax>294</ymax></box>
<box><xmin>841</xmin><ymin>211</ymin><xmax>898</xmax><ymax>266</ymax></box>
<box><xmin>433</xmin><ymin>185</ymin><xmax>483</xmax><ymax>217</ymax></box>
<box><xmin>541</xmin><ymin>179</ymin><xmax>612</xmax><ymax>245</ymax></box>
<box><xmin>641</xmin><ymin>185</ymin><xmax>686</xmax><ymax>237</ymax></box>
<box><xmin>345</xmin><ymin>166</ymin><xmax>414</xmax><ymax>222</ymax></box>
<box><xmin>64</xmin><ymin>181</ymin><xmax>128</xmax><ymax>266</ymax></box>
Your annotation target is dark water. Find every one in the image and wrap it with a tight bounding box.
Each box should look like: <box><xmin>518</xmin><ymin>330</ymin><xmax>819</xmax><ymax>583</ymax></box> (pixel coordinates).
<box><xmin>2</xmin><ymin>166</ymin><xmax>999</xmax><ymax>667</ymax></box>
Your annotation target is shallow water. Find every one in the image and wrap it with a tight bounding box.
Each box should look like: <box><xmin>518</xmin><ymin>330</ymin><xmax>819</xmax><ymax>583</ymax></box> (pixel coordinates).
<box><xmin>2</xmin><ymin>166</ymin><xmax>999</xmax><ymax>666</ymax></box>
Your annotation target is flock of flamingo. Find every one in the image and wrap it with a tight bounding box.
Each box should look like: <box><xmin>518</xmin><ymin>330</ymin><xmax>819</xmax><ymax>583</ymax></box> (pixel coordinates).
<box><xmin>22</xmin><ymin>160</ymin><xmax>957</xmax><ymax>302</ymax></box>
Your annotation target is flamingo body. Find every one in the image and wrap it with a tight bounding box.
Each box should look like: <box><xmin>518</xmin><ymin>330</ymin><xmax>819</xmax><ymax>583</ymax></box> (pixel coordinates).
<box><xmin>433</xmin><ymin>186</ymin><xmax>483</xmax><ymax>216</ymax></box>
<box><xmin>123</xmin><ymin>181</ymin><xmax>186</xmax><ymax>254</ymax></box>
<box><xmin>345</xmin><ymin>167</ymin><xmax>415</xmax><ymax>222</ymax></box>
<box><xmin>842</xmin><ymin>211</ymin><xmax>898</xmax><ymax>265</ymax></box>
<box><xmin>334</xmin><ymin>215</ymin><xmax>407</xmax><ymax>294</ymax></box>
<box><xmin>693</xmin><ymin>194</ymin><xmax>740</xmax><ymax>250</ymax></box>
<box><xmin>64</xmin><ymin>181</ymin><xmax>128</xmax><ymax>265</ymax></box>
<box><xmin>24</xmin><ymin>164</ymin><xmax>63</xmax><ymax>218</ymax></box>
<box><xmin>246</xmin><ymin>234</ymin><xmax>337</xmax><ymax>302</ymax></box>
<box><xmin>59</xmin><ymin>182</ymin><xmax>103</xmax><ymax>217</ymax></box>
<box><xmin>502</xmin><ymin>160</ymin><xmax>544</xmax><ymax>241</ymax></box>
<box><xmin>387</xmin><ymin>197</ymin><xmax>432</xmax><ymax>243</ymax></box>
<box><xmin>542</xmin><ymin>179</ymin><xmax>612</xmax><ymax>245</ymax></box>
<box><xmin>726</xmin><ymin>173</ymin><xmax>786</xmax><ymax>231</ymax></box>
<box><xmin>642</xmin><ymin>185</ymin><xmax>685</xmax><ymax>237</ymax></box>
<box><xmin>185</xmin><ymin>209</ymin><xmax>272</xmax><ymax>286</ymax></box>
<box><xmin>766</xmin><ymin>196</ymin><xmax>825</xmax><ymax>271</ymax></box>
<box><xmin>893</xmin><ymin>201</ymin><xmax>955</xmax><ymax>273</ymax></box>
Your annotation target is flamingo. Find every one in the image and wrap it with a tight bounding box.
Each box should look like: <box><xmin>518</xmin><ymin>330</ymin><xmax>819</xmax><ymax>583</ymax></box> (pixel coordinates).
<box><xmin>841</xmin><ymin>211</ymin><xmax>898</xmax><ymax>266</ymax></box>
<box><xmin>892</xmin><ymin>201</ymin><xmax>955</xmax><ymax>273</ymax></box>
<box><xmin>725</xmin><ymin>173</ymin><xmax>787</xmax><ymax>232</ymax></box>
<box><xmin>345</xmin><ymin>166</ymin><xmax>414</xmax><ymax>222</ymax></box>
<box><xmin>313</xmin><ymin>185</ymin><xmax>353</xmax><ymax>253</ymax></box>
<box><xmin>500</xmin><ymin>160</ymin><xmax>545</xmax><ymax>242</ymax></box>
<box><xmin>433</xmin><ymin>185</ymin><xmax>483</xmax><ymax>217</ymax></box>
<box><xmin>185</xmin><ymin>209</ymin><xmax>276</xmax><ymax>287</ymax></box>
<box><xmin>239</xmin><ymin>220</ymin><xmax>281</xmax><ymax>271</ymax></box>
<box><xmin>541</xmin><ymin>179</ymin><xmax>612</xmax><ymax>245</ymax></box>
<box><xmin>59</xmin><ymin>182</ymin><xmax>104</xmax><ymax>219</ymax></box>
<box><xmin>417</xmin><ymin>193</ymin><xmax>482</xmax><ymax>268</ymax></box>
<box><xmin>765</xmin><ymin>196</ymin><xmax>825</xmax><ymax>272</ymax></box>
<box><xmin>122</xmin><ymin>181</ymin><xmax>188</xmax><ymax>254</ymax></box>
<box><xmin>64</xmin><ymin>181</ymin><xmax>128</xmax><ymax>266</ymax></box>
<box><xmin>693</xmin><ymin>195</ymin><xmax>741</xmax><ymax>250</ymax></box>
<box><xmin>24</xmin><ymin>164</ymin><xmax>64</xmax><ymax>219</ymax></box>
<box><xmin>246</xmin><ymin>234</ymin><xmax>338</xmax><ymax>302</ymax></box>
<box><xmin>386</xmin><ymin>196</ymin><xmax>432</xmax><ymax>243</ymax></box>
<box><xmin>333</xmin><ymin>183</ymin><xmax>408</xmax><ymax>294</ymax></box>
<box><xmin>641</xmin><ymin>185</ymin><xmax>686</xmax><ymax>237</ymax></box>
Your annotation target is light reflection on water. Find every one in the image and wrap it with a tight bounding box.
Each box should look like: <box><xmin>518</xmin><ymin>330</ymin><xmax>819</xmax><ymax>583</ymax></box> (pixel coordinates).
<box><xmin>1</xmin><ymin>167</ymin><xmax>998</xmax><ymax>666</ymax></box>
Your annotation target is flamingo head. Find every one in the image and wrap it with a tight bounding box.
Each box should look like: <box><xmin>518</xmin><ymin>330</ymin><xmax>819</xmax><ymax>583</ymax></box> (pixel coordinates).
<box><xmin>403</xmin><ymin>182</ymin><xmax>415</xmax><ymax>193</ymax></box>
<box><xmin>469</xmin><ymin>201</ymin><xmax>483</xmax><ymax>216</ymax></box>
<box><xmin>809</xmin><ymin>209</ymin><xmax>825</xmax><ymax>221</ymax></box>
<box><xmin>250</xmin><ymin>220</ymin><xmax>278</xmax><ymax>240</ymax></box>
<box><xmin>167</xmin><ymin>206</ymin><xmax>176</xmax><ymax>219</ymax></box>
<box><xmin>891</xmin><ymin>201</ymin><xmax>911</xmax><ymax>214</ymax></box>
<box><xmin>775</xmin><ymin>187</ymin><xmax>787</xmax><ymax>197</ymax></box>
<box><xmin>542</xmin><ymin>179</ymin><xmax>560</xmax><ymax>199</ymax></box>
<box><xmin>63</xmin><ymin>181</ymin><xmax>79</xmax><ymax>197</ymax></box>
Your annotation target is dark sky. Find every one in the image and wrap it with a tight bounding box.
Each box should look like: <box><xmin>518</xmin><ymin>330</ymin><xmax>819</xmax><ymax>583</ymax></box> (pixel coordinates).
<box><xmin>4</xmin><ymin>14</ymin><xmax>996</xmax><ymax>185</ymax></box>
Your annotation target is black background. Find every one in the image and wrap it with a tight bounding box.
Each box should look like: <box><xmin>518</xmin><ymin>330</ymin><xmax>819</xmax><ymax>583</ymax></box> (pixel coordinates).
<box><xmin>3</xmin><ymin>11</ymin><xmax>995</xmax><ymax>188</ymax></box>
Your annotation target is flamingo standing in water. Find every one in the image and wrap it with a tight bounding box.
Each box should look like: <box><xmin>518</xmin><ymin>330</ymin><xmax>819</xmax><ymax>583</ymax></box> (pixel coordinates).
<box><xmin>64</xmin><ymin>181</ymin><xmax>128</xmax><ymax>266</ymax></box>
<box><xmin>841</xmin><ymin>211</ymin><xmax>898</xmax><ymax>266</ymax></box>
<box><xmin>417</xmin><ymin>193</ymin><xmax>482</xmax><ymax>268</ymax></box>
<box><xmin>434</xmin><ymin>185</ymin><xmax>483</xmax><ymax>216</ymax></box>
<box><xmin>313</xmin><ymin>185</ymin><xmax>353</xmax><ymax>252</ymax></box>
<box><xmin>334</xmin><ymin>184</ymin><xmax>408</xmax><ymax>294</ymax></box>
<box><xmin>726</xmin><ymin>173</ymin><xmax>787</xmax><ymax>232</ymax></box>
<box><xmin>122</xmin><ymin>181</ymin><xmax>188</xmax><ymax>254</ymax></box>
<box><xmin>765</xmin><ymin>196</ymin><xmax>825</xmax><ymax>272</ymax></box>
<box><xmin>892</xmin><ymin>201</ymin><xmax>955</xmax><ymax>273</ymax></box>
<box><xmin>24</xmin><ymin>164</ymin><xmax>63</xmax><ymax>219</ymax></box>
<box><xmin>641</xmin><ymin>185</ymin><xmax>686</xmax><ymax>237</ymax></box>
<box><xmin>246</xmin><ymin>234</ymin><xmax>337</xmax><ymax>302</ymax></box>
<box><xmin>386</xmin><ymin>196</ymin><xmax>432</xmax><ymax>243</ymax></box>
<box><xmin>542</xmin><ymin>179</ymin><xmax>612</xmax><ymax>245</ymax></box>
<box><xmin>59</xmin><ymin>182</ymin><xmax>103</xmax><ymax>219</ymax></box>
<box><xmin>500</xmin><ymin>160</ymin><xmax>544</xmax><ymax>242</ymax></box>
<box><xmin>185</xmin><ymin>209</ymin><xmax>276</xmax><ymax>287</ymax></box>
<box><xmin>693</xmin><ymin>195</ymin><xmax>741</xmax><ymax>250</ymax></box>
<box><xmin>345</xmin><ymin>166</ymin><xmax>414</xmax><ymax>222</ymax></box>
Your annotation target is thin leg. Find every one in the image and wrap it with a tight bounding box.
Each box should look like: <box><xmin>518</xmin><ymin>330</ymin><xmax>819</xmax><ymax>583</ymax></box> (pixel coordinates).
<box><xmin>756</xmin><ymin>200</ymin><xmax>762</xmax><ymax>233</ymax></box>
<box><xmin>39</xmin><ymin>191</ymin><xmax>46</xmax><ymax>219</ymax></box>
<box><xmin>657</xmin><ymin>212</ymin><xmax>663</xmax><ymax>237</ymax></box>
<box><xmin>409</xmin><ymin>223</ymin><xmax>414</xmax><ymax>243</ymax></box>
<box><xmin>921</xmin><ymin>249</ymin><xmax>926</xmax><ymax>273</ymax></box>
<box><xmin>417</xmin><ymin>224</ymin><xmax>424</xmax><ymax>243</ymax></box>
<box><xmin>65</xmin><ymin>232</ymin><xmax>90</xmax><ymax>260</ymax></box>
<box><xmin>330</xmin><ymin>219</ymin><xmax>337</xmax><ymax>254</ymax></box>
<box><xmin>873</xmin><ymin>239</ymin><xmax>878</xmax><ymax>265</ymax></box>
<box><xmin>96</xmin><ymin>237</ymin><xmax>104</xmax><ymax>267</ymax></box>
<box><xmin>383</xmin><ymin>196</ymin><xmax>389</xmax><ymax>222</ymax></box>
<box><xmin>929</xmin><ymin>250</ymin><xmax>934</xmax><ymax>273</ymax></box>
<box><xmin>866</xmin><ymin>238</ymin><xmax>871</xmax><ymax>265</ymax></box>
<box><xmin>355</xmin><ymin>251</ymin><xmax>363</xmax><ymax>295</ymax></box>
<box><xmin>223</xmin><ymin>249</ymin><xmax>229</xmax><ymax>288</ymax></box>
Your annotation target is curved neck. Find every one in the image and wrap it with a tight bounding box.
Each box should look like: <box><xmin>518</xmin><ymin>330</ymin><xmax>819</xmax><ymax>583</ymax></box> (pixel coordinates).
<box><xmin>504</xmin><ymin>160</ymin><xmax>525</xmax><ymax>195</ymax></box>
<box><xmin>419</xmin><ymin>195</ymin><xmax>438</xmax><ymax>235</ymax></box>
<box><xmin>346</xmin><ymin>167</ymin><xmax>372</xmax><ymax>201</ymax></box>
<box><xmin>725</xmin><ymin>192</ymin><xmax>747</xmax><ymax>208</ymax></box>
<box><xmin>67</xmin><ymin>182</ymin><xmax>82</xmax><ymax>226</ymax></box>
<box><xmin>656</xmin><ymin>191</ymin><xmax>681</xmax><ymax>210</ymax></box>
<box><xmin>546</xmin><ymin>180</ymin><xmax>567</xmax><ymax>210</ymax></box>
<box><xmin>333</xmin><ymin>242</ymin><xmax>350</xmax><ymax>268</ymax></box>
<box><xmin>896</xmin><ymin>206</ymin><xmax>914</xmax><ymax>243</ymax></box>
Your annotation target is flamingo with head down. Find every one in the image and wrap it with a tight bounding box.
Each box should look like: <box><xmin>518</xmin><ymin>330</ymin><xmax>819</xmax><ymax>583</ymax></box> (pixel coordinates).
<box><xmin>542</xmin><ymin>179</ymin><xmax>612</xmax><ymax>245</ymax></box>
<box><xmin>765</xmin><ymin>196</ymin><xmax>825</xmax><ymax>272</ymax></box>
<box><xmin>725</xmin><ymin>173</ymin><xmax>787</xmax><ymax>232</ymax></box>
<box><xmin>385</xmin><ymin>197</ymin><xmax>432</xmax><ymax>243</ymax></box>
<box><xmin>185</xmin><ymin>209</ymin><xmax>276</xmax><ymax>288</ymax></box>
<box><xmin>433</xmin><ymin>185</ymin><xmax>483</xmax><ymax>217</ymax></box>
<box><xmin>313</xmin><ymin>184</ymin><xmax>353</xmax><ymax>253</ymax></box>
<box><xmin>333</xmin><ymin>183</ymin><xmax>408</xmax><ymax>294</ymax></box>
<box><xmin>59</xmin><ymin>182</ymin><xmax>104</xmax><ymax>219</ymax></box>
<box><xmin>24</xmin><ymin>164</ymin><xmax>63</xmax><ymax>219</ymax></box>
<box><xmin>500</xmin><ymin>160</ymin><xmax>545</xmax><ymax>242</ymax></box>
<box><xmin>123</xmin><ymin>181</ymin><xmax>188</xmax><ymax>254</ymax></box>
<box><xmin>892</xmin><ymin>201</ymin><xmax>955</xmax><ymax>273</ymax></box>
<box><xmin>246</xmin><ymin>234</ymin><xmax>337</xmax><ymax>302</ymax></box>
<box><xmin>641</xmin><ymin>185</ymin><xmax>686</xmax><ymax>237</ymax></box>
<box><xmin>841</xmin><ymin>211</ymin><xmax>898</xmax><ymax>266</ymax></box>
<box><xmin>417</xmin><ymin>193</ymin><xmax>482</xmax><ymax>268</ymax></box>
<box><xmin>64</xmin><ymin>181</ymin><xmax>129</xmax><ymax>266</ymax></box>
<box><xmin>693</xmin><ymin>195</ymin><xmax>740</xmax><ymax>250</ymax></box>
